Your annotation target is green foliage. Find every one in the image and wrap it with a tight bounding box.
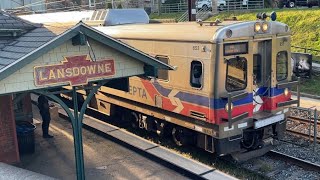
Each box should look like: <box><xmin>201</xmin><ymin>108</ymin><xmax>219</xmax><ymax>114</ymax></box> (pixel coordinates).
<box><xmin>106</xmin><ymin>3</ymin><xmax>112</xmax><ymax>9</ymax></box>
<box><xmin>210</xmin><ymin>9</ymin><xmax>320</xmax><ymax>55</ymax></box>
<box><xmin>117</xmin><ymin>3</ymin><xmax>122</xmax><ymax>9</ymax></box>
<box><xmin>300</xmin><ymin>75</ymin><xmax>320</xmax><ymax>96</ymax></box>
<box><xmin>149</xmin><ymin>12</ymin><xmax>184</xmax><ymax>20</ymax></box>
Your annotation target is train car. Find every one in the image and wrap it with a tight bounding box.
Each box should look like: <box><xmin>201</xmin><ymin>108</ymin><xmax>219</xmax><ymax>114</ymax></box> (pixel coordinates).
<box><xmin>28</xmin><ymin>10</ymin><xmax>299</xmax><ymax>161</ymax></box>
<box><xmin>81</xmin><ymin>12</ymin><xmax>299</xmax><ymax>161</ymax></box>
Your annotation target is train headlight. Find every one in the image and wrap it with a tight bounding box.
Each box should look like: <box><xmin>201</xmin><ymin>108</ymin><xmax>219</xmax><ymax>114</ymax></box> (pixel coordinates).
<box><xmin>226</xmin><ymin>29</ymin><xmax>232</xmax><ymax>38</ymax></box>
<box><xmin>284</xmin><ymin>88</ymin><xmax>289</xmax><ymax>96</ymax></box>
<box><xmin>262</xmin><ymin>22</ymin><xmax>268</xmax><ymax>32</ymax></box>
<box><xmin>254</xmin><ymin>23</ymin><xmax>261</xmax><ymax>32</ymax></box>
<box><xmin>225</xmin><ymin>103</ymin><xmax>234</xmax><ymax>112</ymax></box>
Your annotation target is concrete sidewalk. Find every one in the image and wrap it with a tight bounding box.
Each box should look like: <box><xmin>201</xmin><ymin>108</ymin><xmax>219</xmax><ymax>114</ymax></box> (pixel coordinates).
<box><xmin>0</xmin><ymin>162</ymin><xmax>55</xmax><ymax>180</ymax></box>
<box><xmin>14</xmin><ymin>104</ymin><xmax>189</xmax><ymax>180</ymax></box>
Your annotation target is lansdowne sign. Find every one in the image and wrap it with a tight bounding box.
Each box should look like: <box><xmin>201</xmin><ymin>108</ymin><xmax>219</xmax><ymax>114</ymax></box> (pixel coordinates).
<box><xmin>34</xmin><ymin>55</ymin><xmax>115</xmax><ymax>86</ymax></box>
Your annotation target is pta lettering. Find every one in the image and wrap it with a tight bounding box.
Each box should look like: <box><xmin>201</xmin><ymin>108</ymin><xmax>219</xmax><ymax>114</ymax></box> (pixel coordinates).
<box><xmin>128</xmin><ymin>86</ymin><xmax>147</xmax><ymax>99</ymax></box>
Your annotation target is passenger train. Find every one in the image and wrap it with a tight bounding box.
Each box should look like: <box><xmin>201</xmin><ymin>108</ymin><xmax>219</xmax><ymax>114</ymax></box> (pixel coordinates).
<box><xmin>22</xmin><ymin>10</ymin><xmax>300</xmax><ymax>161</ymax></box>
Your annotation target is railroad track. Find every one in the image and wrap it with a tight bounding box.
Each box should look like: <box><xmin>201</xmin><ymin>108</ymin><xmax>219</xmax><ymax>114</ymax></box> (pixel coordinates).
<box><xmin>288</xmin><ymin>116</ymin><xmax>320</xmax><ymax>126</ymax></box>
<box><xmin>267</xmin><ymin>150</ymin><xmax>320</xmax><ymax>173</ymax></box>
<box><xmin>286</xmin><ymin>117</ymin><xmax>320</xmax><ymax>143</ymax></box>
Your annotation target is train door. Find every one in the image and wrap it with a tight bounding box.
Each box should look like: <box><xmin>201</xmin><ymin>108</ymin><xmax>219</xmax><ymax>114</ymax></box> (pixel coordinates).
<box><xmin>252</xmin><ymin>40</ymin><xmax>272</xmax><ymax>113</ymax></box>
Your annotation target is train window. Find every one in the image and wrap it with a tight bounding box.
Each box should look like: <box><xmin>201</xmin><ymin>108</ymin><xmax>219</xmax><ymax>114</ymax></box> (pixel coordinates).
<box><xmin>156</xmin><ymin>56</ymin><xmax>169</xmax><ymax>81</ymax></box>
<box><xmin>226</xmin><ymin>56</ymin><xmax>247</xmax><ymax>92</ymax></box>
<box><xmin>276</xmin><ymin>51</ymin><xmax>288</xmax><ymax>81</ymax></box>
<box><xmin>253</xmin><ymin>54</ymin><xmax>262</xmax><ymax>84</ymax></box>
<box><xmin>190</xmin><ymin>61</ymin><xmax>203</xmax><ymax>88</ymax></box>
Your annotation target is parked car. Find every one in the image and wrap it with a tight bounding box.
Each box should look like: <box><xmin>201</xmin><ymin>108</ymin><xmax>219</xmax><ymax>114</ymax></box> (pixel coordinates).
<box><xmin>196</xmin><ymin>0</ymin><xmax>228</xmax><ymax>11</ymax></box>
<box><xmin>217</xmin><ymin>0</ymin><xmax>227</xmax><ymax>10</ymax></box>
<box><xmin>282</xmin><ymin>0</ymin><xmax>320</xmax><ymax>8</ymax></box>
<box><xmin>196</xmin><ymin>0</ymin><xmax>212</xmax><ymax>10</ymax></box>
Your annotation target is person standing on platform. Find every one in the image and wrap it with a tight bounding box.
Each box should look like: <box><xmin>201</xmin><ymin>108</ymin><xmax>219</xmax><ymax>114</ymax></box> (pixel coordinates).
<box><xmin>37</xmin><ymin>95</ymin><xmax>53</xmax><ymax>138</ymax></box>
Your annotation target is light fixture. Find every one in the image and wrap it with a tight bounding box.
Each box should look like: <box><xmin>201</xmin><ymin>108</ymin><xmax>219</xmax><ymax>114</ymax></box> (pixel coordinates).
<box><xmin>225</xmin><ymin>103</ymin><xmax>234</xmax><ymax>112</ymax></box>
<box><xmin>226</xmin><ymin>29</ymin><xmax>232</xmax><ymax>38</ymax></box>
<box><xmin>254</xmin><ymin>23</ymin><xmax>261</xmax><ymax>32</ymax></box>
<box><xmin>284</xmin><ymin>88</ymin><xmax>289</xmax><ymax>96</ymax></box>
<box><xmin>262</xmin><ymin>22</ymin><xmax>269</xmax><ymax>32</ymax></box>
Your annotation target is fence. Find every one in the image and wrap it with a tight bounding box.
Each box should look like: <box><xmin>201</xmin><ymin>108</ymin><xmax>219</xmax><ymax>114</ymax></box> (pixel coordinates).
<box><xmin>292</xmin><ymin>46</ymin><xmax>320</xmax><ymax>55</ymax></box>
<box><xmin>152</xmin><ymin>2</ymin><xmax>188</xmax><ymax>13</ymax></box>
<box><xmin>152</xmin><ymin>0</ymin><xmax>265</xmax><ymax>14</ymax></box>
<box><xmin>221</xmin><ymin>0</ymin><xmax>265</xmax><ymax>11</ymax></box>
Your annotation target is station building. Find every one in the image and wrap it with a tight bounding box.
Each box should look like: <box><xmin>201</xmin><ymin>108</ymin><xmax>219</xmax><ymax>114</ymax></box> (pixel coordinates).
<box><xmin>0</xmin><ymin>10</ymin><xmax>172</xmax><ymax>164</ymax></box>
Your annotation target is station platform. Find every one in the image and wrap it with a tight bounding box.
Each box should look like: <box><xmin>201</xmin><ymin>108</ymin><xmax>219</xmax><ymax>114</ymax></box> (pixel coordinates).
<box><xmin>27</xmin><ymin>94</ymin><xmax>236</xmax><ymax>180</ymax></box>
<box><xmin>14</xmin><ymin>104</ymin><xmax>189</xmax><ymax>179</ymax></box>
<box><xmin>0</xmin><ymin>162</ymin><xmax>55</xmax><ymax>180</ymax></box>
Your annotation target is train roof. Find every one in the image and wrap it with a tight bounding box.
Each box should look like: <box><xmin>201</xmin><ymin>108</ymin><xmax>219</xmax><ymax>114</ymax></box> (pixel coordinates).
<box><xmin>94</xmin><ymin>21</ymin><xmax>239</xmax><ymax>43</ymax></box>
<box><xmin>18</xmin><ymin>9</ymin><xmax>291</xmax><ymax>43</ymax></box>
<box><xmin>94</xmin><ymin>20</ymin><xmax>290</xmax><ymax>43</ymax></box>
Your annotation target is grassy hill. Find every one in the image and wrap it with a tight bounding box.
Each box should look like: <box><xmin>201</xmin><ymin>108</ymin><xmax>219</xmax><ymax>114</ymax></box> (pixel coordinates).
<box><xmin>209</xmin><ymin>9</ymin><xmax>320</xmax><ymax>54</ymax></box>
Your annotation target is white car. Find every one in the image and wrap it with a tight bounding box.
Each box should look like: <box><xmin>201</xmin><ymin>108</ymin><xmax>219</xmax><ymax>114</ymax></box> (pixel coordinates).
<box><xmin>196</xmin><ymin>0</ymin><xmax>212</xmax><ymax>10</ymax></box>
<box><xmin>217</xmin><ymin>0</ymin><xmax>227</xmax><ymax>10</ymax></box>
<box><xmin>196</xmin><ymin>0</ymin><xmax>228</xmax><ymax>11</ymax></box>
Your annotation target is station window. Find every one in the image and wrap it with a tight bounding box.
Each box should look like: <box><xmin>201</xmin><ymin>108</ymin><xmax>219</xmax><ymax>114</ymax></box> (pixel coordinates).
<box><xmin>226</xmin><ymin>56</ymin><xmax>247</xmax><ymax>92</ymax></box>
<box><xmin>276</xmin><ymin>51</ymin><xmax>288</xmax><ymax>81</ymax></box>
<box><xmin>190</xmin><ymin>61</ymin><xmax>203</xmax><ymax>88</ymax></box>
<box><xmin>253</xmin><ymin>54</ymin><xmax>262</xmax><ymax>84</ymax></box>
<box><xmin>156</xmin><ymin>56</ymin><xmax>169</xmax><ymax>81</ymax></box>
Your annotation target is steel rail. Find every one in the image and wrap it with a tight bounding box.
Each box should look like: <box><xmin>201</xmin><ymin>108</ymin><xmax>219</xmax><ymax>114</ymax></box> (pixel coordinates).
<box><xmin>288</xmin><ymin>117</ymin><xmax>320</xmax><ymax>126</ymax></box>
<box><xmin>267</xmin><ymin>150</ymin><xmax>320</xmax><ymax>173</ymax></box>
<box><xmin>286</xmin><ymin>116</ymin><xmax>320</xmax><ymax>143</ymax></box>
<box><xmin>286</xmin><ymin>129</ymin><xmax>320</xmax><ymax>142</ymax></box>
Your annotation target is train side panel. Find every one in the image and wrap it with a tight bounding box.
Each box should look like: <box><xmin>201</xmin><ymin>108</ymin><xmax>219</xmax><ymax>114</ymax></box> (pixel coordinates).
<box><xmin>91</xmin><ymin>39</ymin><xmax>218</xmax><ymax>131</ymax></box>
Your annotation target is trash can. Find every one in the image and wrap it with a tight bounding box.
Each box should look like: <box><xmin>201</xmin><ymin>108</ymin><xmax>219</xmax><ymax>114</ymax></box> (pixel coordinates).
<box><xmin>16</xmin><ymin>121</ymin><xmax>36</xmax><ymax>154</ymax></box>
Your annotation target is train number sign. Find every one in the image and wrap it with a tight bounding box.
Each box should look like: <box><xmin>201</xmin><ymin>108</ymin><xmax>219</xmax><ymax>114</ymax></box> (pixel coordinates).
<box><xmin>34</xmin><ymin>55</ymin><xmax>115</xmax><ymax>86</ymax></box>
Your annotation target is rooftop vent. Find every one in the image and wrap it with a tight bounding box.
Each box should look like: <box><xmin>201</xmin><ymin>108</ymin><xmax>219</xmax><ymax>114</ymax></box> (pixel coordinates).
<box><xmin>104</xmin><ymin>9</ymin><xmax>149</xmax><ymax>26</ymax></box>
<box><xmin>19</xmin><ymin>9</ymin><xmax>149</xmax><ymax>26</ymax></box>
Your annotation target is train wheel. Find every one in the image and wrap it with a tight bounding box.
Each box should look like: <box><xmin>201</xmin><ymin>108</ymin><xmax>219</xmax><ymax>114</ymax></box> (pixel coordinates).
<box><xmin>172</xmin><ymin>127</ymin><xmax>186</xmax><ymax>147</ymax></box>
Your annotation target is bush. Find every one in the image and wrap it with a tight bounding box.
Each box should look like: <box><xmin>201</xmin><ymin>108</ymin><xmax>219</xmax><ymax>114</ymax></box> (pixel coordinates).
<box><xmin>117</xmin><ymin>3</ymin><xmax>122</xmax><ymax>9</ymax></box>
<box><xmin>106</xmin><ymin>3</ymin><xmax>112</xmax><ymax>9</ymax></box>
<box><xmin>277</xmin><ymin>0</ymin><xmax>285</xmax><ymax>8</ymax></box>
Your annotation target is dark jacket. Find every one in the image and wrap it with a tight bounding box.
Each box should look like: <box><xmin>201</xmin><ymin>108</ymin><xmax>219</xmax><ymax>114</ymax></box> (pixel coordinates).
<box><xmin>38</xmin><ymin>95</ymin><xmax>49</xmax><ymax>114</ymax></box>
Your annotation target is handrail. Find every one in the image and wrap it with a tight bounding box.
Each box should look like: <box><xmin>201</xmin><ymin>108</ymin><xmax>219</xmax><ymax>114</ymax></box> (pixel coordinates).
<box><xmin>291</xmin><ymin>46</ymin><xmax>320</xmax><ymax>54</ymax></box>
<box><xmin>226</xmin><ymin>91</ymin><xmax>249</xmax><ymax>128</ymax></box>
<box><xmin>277</xmin><ymin>77</ymin><xmax>301</xmax><ymax>107</ymax></box>
<box><xmin>177</xmin><ymin>10</ymin><xmax>188</xmax><ymax>22</ymax></box>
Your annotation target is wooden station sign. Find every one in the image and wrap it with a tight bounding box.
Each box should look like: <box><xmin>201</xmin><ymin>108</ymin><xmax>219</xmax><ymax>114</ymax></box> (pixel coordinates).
<box><xmin>34</xmin><ymin>55</ymin><xmax>115</xmax><ymax>86</ymax></box>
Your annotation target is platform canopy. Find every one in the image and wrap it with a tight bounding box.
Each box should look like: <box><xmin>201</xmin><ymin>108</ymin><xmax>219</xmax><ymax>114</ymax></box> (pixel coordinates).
<box><xmin>0</xmin><ymin>11</ymin><xmax>173</xmax><ymax>95</ymax></box>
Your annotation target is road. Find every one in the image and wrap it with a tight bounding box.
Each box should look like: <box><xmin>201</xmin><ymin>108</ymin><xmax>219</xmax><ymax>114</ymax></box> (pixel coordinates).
<box><xmin>294</xmin><ymin>95</ymin><xmax>320</xmax><ymax>109</ymax></box>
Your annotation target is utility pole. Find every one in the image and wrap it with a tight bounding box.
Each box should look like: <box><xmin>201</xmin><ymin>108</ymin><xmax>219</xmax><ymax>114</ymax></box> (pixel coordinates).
<box><xmin>188</xmin><ymin>0</ymin><xmax>196</xmax><ymax>21</ymax></box>
<box><xmin>158</xmin><ymin>0</ymin><xmax>162</xmax><ymax>16</ymax></box>
<box><xmin>158</xmin><ymin>0</ymin><xmax>161</xmax><ymax>16</ymax></box>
